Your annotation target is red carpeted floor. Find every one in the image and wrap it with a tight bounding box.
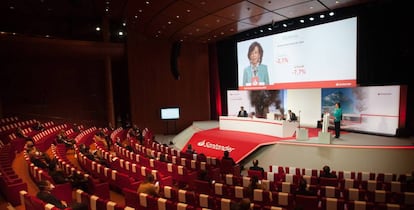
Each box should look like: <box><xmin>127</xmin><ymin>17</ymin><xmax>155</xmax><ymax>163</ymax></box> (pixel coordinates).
<box><xmin>184</xmin><ymin>127</ymin><xmax>323</xmax><ymax>163</ymax></box>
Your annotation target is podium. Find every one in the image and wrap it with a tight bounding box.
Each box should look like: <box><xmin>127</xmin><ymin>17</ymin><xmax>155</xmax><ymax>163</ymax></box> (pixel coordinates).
<box><xmin>296</xmin><ymin>128</ymin><xmax>309</xmax><ymax>141</ymax></box>
<box><xmin>318</xmin><ymin>113</ymin><xmax>332</xmax><ymax>144</ymax></box>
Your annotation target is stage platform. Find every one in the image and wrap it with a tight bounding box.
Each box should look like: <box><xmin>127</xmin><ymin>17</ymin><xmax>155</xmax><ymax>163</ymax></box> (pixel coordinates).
<box><xmin>156</xmin><ymin>121</ymin><xmax>414</xmax><ymax>175</ymax></box>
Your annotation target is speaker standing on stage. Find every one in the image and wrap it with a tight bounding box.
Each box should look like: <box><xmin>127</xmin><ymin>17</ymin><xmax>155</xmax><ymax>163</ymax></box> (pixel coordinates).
<box><xmin>333</xmin><ymin>102</ymin><xmax>342</xmax><ymax>138</ymax></box>
<box><xmin>238</xmin><ymin>106</ymin><xmax>248</xmax><ymax>117</ymax></box>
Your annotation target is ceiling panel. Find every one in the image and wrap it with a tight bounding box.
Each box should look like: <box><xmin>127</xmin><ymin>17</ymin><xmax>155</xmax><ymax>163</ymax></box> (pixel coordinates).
<box><xmin>159</xmin><ymin>0</ymin><xmax>208</xmax><ymax>23</ymax></box>
<box><xmin>248</xmin><ymin>0</ymin><xmax>311</xmax><ymax>12</ymax></box>
<box><xmin>0</xmin><ymin>0</ymin><xmax>378</xmax><ymax>43</ymax></box>
<box><xmin>320</xmin><ymin>0</ymin><xmax>374</xmax><ymax>10</ymax></box>
<box><xmin>275</xmin><ymin>1</ymin><xmax>328</xmax><ymax>19</ymax></box>
<box><xmin>240</xmin><ymin>11</ymin><xmax>286</xmax><ymax>26</ymax></box>
<box><xmin>183</xmin><ymin>0</ymin><xmax>245</xmax><ymax>13</ymax></box>
<box><xmin>213</xmin><ymin>1</ymin><xmax>267</xmax><ymax>21</ymax></box>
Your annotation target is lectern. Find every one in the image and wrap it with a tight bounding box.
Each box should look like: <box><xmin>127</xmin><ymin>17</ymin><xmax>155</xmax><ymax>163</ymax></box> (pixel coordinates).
<box><xmin>318</xmin><ymin>113</ymin><xmax>332</xmax><ymax>143</ymax></box>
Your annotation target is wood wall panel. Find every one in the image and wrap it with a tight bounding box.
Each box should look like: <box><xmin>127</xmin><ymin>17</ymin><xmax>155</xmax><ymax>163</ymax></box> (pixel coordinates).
<box><xmin>127</xmin><ymin>33</ymin><xmax>211</xmax><ymax>134</ymax></box>
<box><xmin>0</xmin><ymin>36</ymin><xmax>124</xmax><ymax>127</ymax></box>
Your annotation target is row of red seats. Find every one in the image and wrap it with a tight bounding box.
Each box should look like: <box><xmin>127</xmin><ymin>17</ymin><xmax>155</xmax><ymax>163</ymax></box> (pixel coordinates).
<box><xmin>0</xmin><ymin>116</ymin><xmax>19</xmax><ymax>126</ymax></box>
<box><xmin>111</xmin><ymin>142</ymin><xmax>208</xmax><ymax>187</ymax></box>
<box><xmin>76</xmin><ymin>148</ymin><xmax>142</xmax><ymax>193</ymax></box>
<box><xmin>19</xmin><ymin>190</ymin><xmax>70</xmax><ymax>210</ymax></box>
<box><xmin>92</xmin><ymin>141</ymin><xmax>175</xmax><ymax>187</ymax></box>
<box><xmin>0</xmin><ymin>118</ymin><xmax>36</xmax><ymax>137</ymax></box>
<box><xmin>20</xmin><ymin>189</ymin><xmax>133</xmax><ymax>210</ymax></box>
<box><xmin>74</xmin><ymin>189</ymin><xmax>132</xmax><ymax>210</ymax></box>
<box><xmin>23</xmin><ymin>149</ymin><xmax>73</xmax><ymax>204</ymax></box>
<box><xmin>254</xmin><ymin>171</ymin><xmax>412</xmax><ymax>193</ymax></box>
<box><xmin>51</xmin><ymin>143</ymin><xmax>111</xmax><ymax>199</ymax></box>
<box><xmin>269</xmin><ymin>165</ymin><xmax>411</xmax><ymax>183</ymax></box>
<box><xmin>0</xmin><ymin>144</ymin><xmax>28</xmax><ymax>206</ymax></box>
<box><xmin>31</xmin><ymin>124</ymin><xmax>68</xmax><ymax>152</ymax></box>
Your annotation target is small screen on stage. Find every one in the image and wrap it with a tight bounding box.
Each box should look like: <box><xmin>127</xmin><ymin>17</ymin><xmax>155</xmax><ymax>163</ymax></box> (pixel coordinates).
<box><xmin>160</xmin><ymin>107</ymin><xmax>180</xmax><ymax>120</ymax></box>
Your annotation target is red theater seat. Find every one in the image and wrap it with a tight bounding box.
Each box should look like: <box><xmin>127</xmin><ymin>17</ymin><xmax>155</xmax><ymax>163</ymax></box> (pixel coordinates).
<box><xmin>294</xmin><ymin>194</ymin><xmax>320</xmax><ymax>210</ymax></box>
<box><xmin>321</xmin><ymin>197</ymin><xmax>345</xmax><ymax>210</ymax></box>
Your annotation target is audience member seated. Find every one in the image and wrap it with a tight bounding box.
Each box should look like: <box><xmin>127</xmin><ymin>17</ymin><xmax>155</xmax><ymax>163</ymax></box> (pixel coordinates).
<box><xmin>78</xmin><ymin>143</ymin><xmax>95</xmax><ymax>161</ymax></box>
<box><xmin>231</xmin><ymin>198</ymin><xmax>252</xmax><ymax>210</ymax></box>
<box><xmin>295</xmin><ymin>178</ymin><xmax>316</xmax><ymax>196</ymax></box>
<box><xmin>122</xmin><ymin>142</ymin><xmax>133</xmax><ymax>152</ymax></box>
<box><xmin>71</xmin><ymin>202</ymin><xmax>88</xmax><ymax>210</ymax></box>
<box><xmin>68</xmin><ymin>172</ymin><xmax>89</xmax><ymax>192</ymax></box>
<box><xmin>72</xmin><ymin>123</ymin><xmax>81</xmax><ymax>133</ymax></box>
<box><xmin>405</xmin><ymin>171</ymin><xmax>414</xmax><ymax>191</ymax></box>
<box><xmin>247</xmin><ymin>175</ymin><xmax>269</xmax><ymax>199</ymax></box>
<box><xmin>48</xmin><ymin>160</ymin><xmax>70</xmax><ymax>184</ymax></box>
<box><xmin>319</xmin><ymin>165</ymin><xmax>337</xmax><ymax>178</ymax></box>
<box><xmin>137</xmin><ymin>174</ymin><xmax>159</xmax><ymax>197</ymax></box>
<box><xmin>108</xmin><ymin>122</ymin><xmax>115</xmax><ymax>132</ymax></box>
<box><xmin>32</xmin><ymin>121</ymin><xmax>45</xmax><ymax>131</ymax></box>
<box><xmin>222</xmin><ymin>150</ymin><xmax>236</xmax><ymax>165</ymax></box>
<box><xmin>25</xmin><ymin>140</ymin><xmax>36</xmax><ymax>153</ymax></box>
<box><xmin>128</xmin><ymin>124</ymin><xmax>144</xmax><ymax>144</ymax></box>
<box><xmin>185</xmin><ymin>144</ymin><xmax>196</xmax><ymax>154</ymax></box>
<box><xmin>93</xmin><ymin>151</ymin><xmax>110</xmax><ymax>168</ymax></box>
<box><xmin>36</xmin><ymin>180</ymin><xmax>68</xmax><ymax>209</ymax></box>
<box><xmin>197</xmin><ymin>169</ymin><xmax>212</xmax><ymax>182</ymax></box>
<box><xmin>56</xmin><ymin>130</ymin><xmax>75</xmax><ymax>149</ymax></box>
<box><xmin>158</xmin><ymin>153</ymin><xmax>169</xmax><ymax>163</ymax></box>
<box><xmin>28</xmin><ymin>146</ymin><xmax>52</xmax><ymax>169</ymax></box>
<box><xmin>249</xmin><ymin>159</ymin><xmax>265</xmax><ymax>177</ymax></box>
<box><xmin>197</xmin><ymin>153</ymin><xmax>207</xmax><ymax>162</ymax></box>
<box><xmin>93</xmin><ymin>129</ymin><xmax>110</xmax><ymax>150</ymax></box>
<box><xmin>16</xmin><ymin>126</ymin><xmax>30</xmax><ymax>140</ymax></box>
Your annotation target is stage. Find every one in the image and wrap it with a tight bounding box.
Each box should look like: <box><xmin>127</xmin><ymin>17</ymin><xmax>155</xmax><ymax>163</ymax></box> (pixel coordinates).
<box><xmin>160</xmin><ymin>121</ymin><xmax>414</xmax><ymax>175</ymax></box>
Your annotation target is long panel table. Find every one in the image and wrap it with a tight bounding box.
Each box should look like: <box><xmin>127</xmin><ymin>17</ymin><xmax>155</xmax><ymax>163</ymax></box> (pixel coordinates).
<box><xmin>219</xmin><ymin>116</ymin><xmax>299</xmax><ymax>138</ymax></box>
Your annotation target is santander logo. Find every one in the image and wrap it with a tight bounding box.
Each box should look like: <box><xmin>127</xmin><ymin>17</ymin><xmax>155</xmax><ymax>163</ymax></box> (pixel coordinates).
<box><xmin>197</xmin><ymin>140</ymin><xmax>235</xmax><ymax>152</ymax></box>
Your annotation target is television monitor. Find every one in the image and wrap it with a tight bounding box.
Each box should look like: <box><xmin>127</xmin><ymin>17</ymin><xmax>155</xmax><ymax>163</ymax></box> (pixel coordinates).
<box><xmin>160</xmin><ymin>107</ymin><xmax>180</xmax><ymax>120</ymax></box>
<box><xmin>237</xmin><ymin>17</ymin><xmax>357</xmax><ymax>90</ymax></box>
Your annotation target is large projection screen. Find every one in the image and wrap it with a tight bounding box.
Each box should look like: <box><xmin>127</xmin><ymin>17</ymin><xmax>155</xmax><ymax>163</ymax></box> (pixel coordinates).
<box><xmin>237</xmin><ymin>17</ymin><xmax>357</xmax><ymax>90</ymax></box>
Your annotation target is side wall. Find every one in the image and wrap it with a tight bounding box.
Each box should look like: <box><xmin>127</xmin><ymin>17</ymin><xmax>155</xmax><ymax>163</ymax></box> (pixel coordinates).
<box><xmin>127</xmin><ymin>33</ymin><xmax>211</xmax><ymax>134</ymax></box>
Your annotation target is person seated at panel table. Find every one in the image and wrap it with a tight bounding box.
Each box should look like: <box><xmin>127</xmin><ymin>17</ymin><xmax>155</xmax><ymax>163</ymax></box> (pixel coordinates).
<box><xmin>249</xmin><ymin>112</ymin><xmax>257</xmax><ymax>119</ymax></box>
<box><xmin>237</xmin><ymin>106</ymin><xmax>248</xmax><ymax>117</ymax></box>
<box><xmin>286</xmin><ymin>110</ymin><xmax>297</xmax><ymax>122</ymax></box>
